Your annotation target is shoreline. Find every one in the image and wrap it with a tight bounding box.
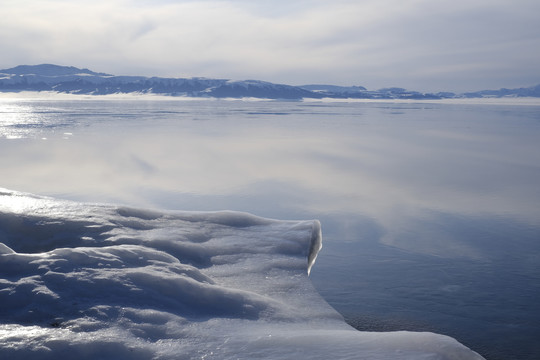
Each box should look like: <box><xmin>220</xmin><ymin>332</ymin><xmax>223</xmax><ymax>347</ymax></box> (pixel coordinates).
<box><xmin>1</xmin><ymin>90</ymin><xmax>540</xmax><ymax>106</ymax></box>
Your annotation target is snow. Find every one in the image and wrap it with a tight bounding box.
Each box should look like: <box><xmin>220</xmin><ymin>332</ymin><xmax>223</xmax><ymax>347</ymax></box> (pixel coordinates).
<box><xmin>0</xmin><ymin>188</ymin><xmax>483</xmax><ymax>359</ymax></box>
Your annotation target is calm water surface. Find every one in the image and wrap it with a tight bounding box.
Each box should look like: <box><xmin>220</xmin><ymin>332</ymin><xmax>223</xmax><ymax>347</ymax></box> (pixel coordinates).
<box><xmin>1</xmin><ymin>97</ymin><xmax>539</xmax><ymax>360</ymax></box>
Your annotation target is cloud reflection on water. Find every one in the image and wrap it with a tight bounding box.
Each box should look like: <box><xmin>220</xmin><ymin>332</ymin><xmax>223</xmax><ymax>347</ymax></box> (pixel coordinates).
<box><xmin>1</xmin><ymin>99</ymin><xmax>539</xmax><ymax>258</ymax></box>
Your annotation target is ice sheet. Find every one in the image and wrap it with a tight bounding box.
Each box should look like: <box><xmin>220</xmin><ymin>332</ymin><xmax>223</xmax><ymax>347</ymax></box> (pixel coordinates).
<box><xmin>0</xmin><ymin>188</ymin><xmax>483</xmax><ymax>359</ymax></box>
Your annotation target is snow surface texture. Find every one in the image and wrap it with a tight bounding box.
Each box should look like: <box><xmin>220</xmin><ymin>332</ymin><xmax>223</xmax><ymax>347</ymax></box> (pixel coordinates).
<box><xmin>0</xmin><ymin>189</ymin><xmax>483</xmax><ymax>359</ymax></box>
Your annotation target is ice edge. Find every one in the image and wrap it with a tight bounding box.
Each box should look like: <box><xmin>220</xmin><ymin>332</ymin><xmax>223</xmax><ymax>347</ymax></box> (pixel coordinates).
<box><xmin>307</xmin><ymin>220</ymin><xmax>322</xmax><ymax>276</ymax></box>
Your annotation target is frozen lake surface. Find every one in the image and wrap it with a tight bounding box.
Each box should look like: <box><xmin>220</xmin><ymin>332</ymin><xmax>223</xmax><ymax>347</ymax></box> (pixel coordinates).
<box><xmin>1</xmin><ymin>96</ymin><xmax>539</xmax><ymax>359</ymax></box>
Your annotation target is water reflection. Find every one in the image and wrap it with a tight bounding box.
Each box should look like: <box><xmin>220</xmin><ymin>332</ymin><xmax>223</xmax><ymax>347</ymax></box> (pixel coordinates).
<box><xmin>1</xmin><ymin>98</ymin><xmax>540</xmax><ymax>359</ymax></box>
<box><xmin>1</xmin><ymin>99</ymin><xmax>539</xmax><ymax>251</ymax></box>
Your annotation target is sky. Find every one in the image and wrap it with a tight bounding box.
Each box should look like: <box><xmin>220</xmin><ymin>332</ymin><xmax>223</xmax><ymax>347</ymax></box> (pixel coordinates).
<box><xmin>1</xmin><ymin>0</ymin><xmax>540</xmax><ymax>92</ymax></box>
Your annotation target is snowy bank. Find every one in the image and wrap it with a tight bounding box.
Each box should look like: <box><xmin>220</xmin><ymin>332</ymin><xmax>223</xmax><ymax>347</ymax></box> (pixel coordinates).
<box><xmin>0</xmin><ymin>189</ymin><xmax>483</xmax><ymax>359</ymax></box>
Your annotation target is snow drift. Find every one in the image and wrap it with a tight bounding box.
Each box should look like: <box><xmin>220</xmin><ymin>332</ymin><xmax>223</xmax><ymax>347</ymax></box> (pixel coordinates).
<box><xmin>0</xmin><ymin>189</ymin><xmax>483</xmax><ymax>359</ymax></box>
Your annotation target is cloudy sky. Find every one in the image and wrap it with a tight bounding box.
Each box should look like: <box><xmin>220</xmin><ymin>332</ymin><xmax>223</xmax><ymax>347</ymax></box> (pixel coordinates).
<box><xmin>1</xmin><ymin>0</ymin><xmax>539</xmax><ymax>92</ymax></box>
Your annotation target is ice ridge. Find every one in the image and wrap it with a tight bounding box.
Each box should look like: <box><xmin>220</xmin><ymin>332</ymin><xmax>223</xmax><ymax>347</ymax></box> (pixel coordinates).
<box><xmin>0</xmin><ymin>188</ymin><xmax>484</xmax><ymax>359</ymax></box>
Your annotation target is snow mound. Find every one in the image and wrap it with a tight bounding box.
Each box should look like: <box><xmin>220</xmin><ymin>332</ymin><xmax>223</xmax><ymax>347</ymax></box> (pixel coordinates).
<box><xmin>0</xmin><ymin>189</ymin><xmax>483</xmax><ymax>359</ymax></box>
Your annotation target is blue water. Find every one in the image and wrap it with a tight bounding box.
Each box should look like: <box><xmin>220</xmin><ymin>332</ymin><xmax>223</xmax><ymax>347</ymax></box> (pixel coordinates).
<box><xmin>1</xmin><ymin>97</ymin><xmax>539</xmax><ymax>359</ymax></box>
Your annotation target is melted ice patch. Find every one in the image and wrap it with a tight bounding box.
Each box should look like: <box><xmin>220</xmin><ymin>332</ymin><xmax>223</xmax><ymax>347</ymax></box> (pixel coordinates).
<box><xmin>0</xmin><ymin>189</ymin><xmax>483</xmax><ymax>359</ymax></box>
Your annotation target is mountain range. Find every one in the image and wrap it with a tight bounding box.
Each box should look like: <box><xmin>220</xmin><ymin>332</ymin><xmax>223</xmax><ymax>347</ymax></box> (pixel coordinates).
<box><xmin>1</xmin><ymin>64</ymin><xmax>539</xmax><ymax>100</ymax></box>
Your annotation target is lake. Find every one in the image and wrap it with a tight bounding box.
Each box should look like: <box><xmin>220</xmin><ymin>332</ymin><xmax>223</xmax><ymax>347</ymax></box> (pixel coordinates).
<box><xmin>1</xmin><ymin>96</ymin><xmax>539</xmax><ymax>360</ymax></box>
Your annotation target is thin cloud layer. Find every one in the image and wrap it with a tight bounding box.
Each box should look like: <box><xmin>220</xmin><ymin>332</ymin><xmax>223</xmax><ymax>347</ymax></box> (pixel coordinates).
<box><xmin>1</xmin><ymin>0</ymin><xmax>539</xmax><ymax>91</ymax></box>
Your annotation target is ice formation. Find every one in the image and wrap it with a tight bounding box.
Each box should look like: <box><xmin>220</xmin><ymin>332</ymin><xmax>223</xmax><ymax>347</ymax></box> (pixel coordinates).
<box><xmin>0</xmin><ymin>188</ymin><xmax>483</xmax><ymax>359</ymax></box>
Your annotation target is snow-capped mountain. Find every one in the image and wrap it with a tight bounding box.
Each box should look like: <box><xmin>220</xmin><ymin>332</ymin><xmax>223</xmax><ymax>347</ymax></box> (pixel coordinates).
<box><xmin>462</xmin><ymin>84</ymin><xmax>540</xmax><ymax>98</ymax></box>
<box><xmin>300</xmin><ymin>85</ymin><xmax>444</xmax><ymax>99</ymax></box>
<box><xmin>1</xmin><ymin>64</ymin><xmax>539</xmax><ymax>99</ymax></box>
<box><xmin>0</xmin><ymin>64</ymin><xmax>315</xmax><ymax>99</ymax></box>
<box><xmin>0</xmin><ymin>65</ymin><xmax>228</xmax><ymax>97</ymax></box>
<box><xmin>208</xmin><ymin>80</ymin><xmax>318</xmax><ymax>99</ymax></box>
<box><xmin>2</xmin><ymin>64</ymin><xmax>111</xmax><ymax>77</ymax></box>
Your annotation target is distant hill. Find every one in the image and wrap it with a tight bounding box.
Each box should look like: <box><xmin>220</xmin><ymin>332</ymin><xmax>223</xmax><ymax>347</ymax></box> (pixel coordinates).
<box><xmin>2</xmin><ymin>64</ymin><xmax>111</xmax><ymax>77</ymax></box>
<box><xmin>463</xmin><ymin>84</ymin><xmax>540</xmax><ymax>98</ymax></box>
<box><xmin>299</xmin><ymin>84</ymin><xmax>367</xmax><ymax>93</ymax></box>
<box><xmin>0</xmin><ymin>64</ymin><xmax>314</xmax><ymax>99</ymax></box>
<box><xmin>1</xmin><ymin>64</ymin><xmax>539</xmax><ymax>100</ymax></box>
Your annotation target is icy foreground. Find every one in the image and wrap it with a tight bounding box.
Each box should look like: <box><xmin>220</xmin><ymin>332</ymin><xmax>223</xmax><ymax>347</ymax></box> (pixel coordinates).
<box><xmin>0</xmin><ymin>189</ymin><xmax>483</xmax><ymax>359</ymax></box>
